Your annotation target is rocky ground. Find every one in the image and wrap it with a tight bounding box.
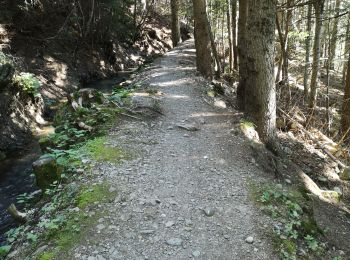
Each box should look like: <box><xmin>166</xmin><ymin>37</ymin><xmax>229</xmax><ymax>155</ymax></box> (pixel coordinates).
<box><xmin>69</xmin><ymin>40</ymin><xmax>278</xmax><ymax>259</ymax></box>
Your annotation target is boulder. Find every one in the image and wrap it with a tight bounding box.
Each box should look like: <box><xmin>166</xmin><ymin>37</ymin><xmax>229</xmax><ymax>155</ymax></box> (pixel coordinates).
<box><xmin>339</xmin><ymin>168</ymin><xmax>350</xmax><ymax>181</ymax></box>
<box><xmin>32</xmin><ymin>157</ymin><xmax>62</xmax><ymax>190</ymax></box>
<box><xmin>73</xmin><ymin>88</ymin><xmax>104</xmax><ymax>108</ymax></box>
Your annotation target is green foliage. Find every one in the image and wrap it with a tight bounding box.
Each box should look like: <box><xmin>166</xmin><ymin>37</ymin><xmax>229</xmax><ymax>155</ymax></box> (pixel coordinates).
<box><xmin>252</xmin><ymin>182</ymin><xmax>325</xmax><ymax>259</ymax></box>
<box><xmin>5</xmin><ymin>226</ymin><xmax>24</xmax><ymax>243</ymax></box>
<box><xmin>0</xmin><ymin>52</ymin><xmax>13</xmax><ymax>65</ymax></box>
<box><xmin>38</xmin><ymin>252</ymin><xmax>54</xmax><ymax>260</ymax></box>
<box><xmin>17</xmin><ymin>192</ymin><xmax>36</xmax><ymax>207</ymax></box>
<box><xmin>26</xmin><ymin>232</ymin><xmax>38</xmax><ymax>244</ymax></box>
<box><xmin>0</xmin><ymin>245</ymin><xmax>11</xmax><ymax>258</ymax></box>
<box><xmin>13</xmin><ymin>72</ymin><xmax>41</xmax><ymax>96</ymax></box>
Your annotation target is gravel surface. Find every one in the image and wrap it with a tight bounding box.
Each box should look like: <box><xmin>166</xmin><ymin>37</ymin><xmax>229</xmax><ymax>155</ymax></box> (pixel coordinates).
<box><xmin>74</xmin><ymin>40</ymin><xmax>278</xmax><ymax>260</ymax></box>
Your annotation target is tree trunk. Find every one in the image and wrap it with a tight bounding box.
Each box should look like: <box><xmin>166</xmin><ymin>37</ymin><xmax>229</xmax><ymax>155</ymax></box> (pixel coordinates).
<box><xmin>343</xmin><ymin>13</ymin><xmax>350</xmax><ymax>84</ymax></box>
<box><xmin>329</xmin><ymin>0</ymin><xmax>341</xmax><ymax>70</ymax></box>
<box><xmin>308</xmin><ymin>0</ymin><xmax>325</xmax><ymax>109</ymax></box>
<box><xmin>245</xmin><ymin>0</ymin><xmax>277</xmax><ymax>146</ymax></box>
<box><xmin>171</xmin><ymin>0</ymin><xmax>181</xmax><ymax>46</ymax></box>
<box><xmin>192</xmin><ymin>0</ymin><xmax>212</xmax><ymax>78</ymax></box>
<box><xmin>226</xmin><ymin>0</ymin><xmax>233</xmax><ymax>72</ymax></box>
<box><xmin>206</xmin><ymin>17</ymin><xmax>221</xmax><ymax>77</ymax></box>
<box><xmin>236</xmin><ymin>0</ymin><xmax>248</xmax><ymax>110</ymax></box>
<box><xmin>231</xmin><ymin>0</ymin><xmax>238</xmax><ymax>70</ymax></box>
<box><xmin>341</xmin><ymin>51</ymin><xmax>350</xmax><ymax>136</ymax></box>
<box><xmin>303</xmin><ymin>3</ymin><xmax>312</xmax><ymax>103</ymax></box>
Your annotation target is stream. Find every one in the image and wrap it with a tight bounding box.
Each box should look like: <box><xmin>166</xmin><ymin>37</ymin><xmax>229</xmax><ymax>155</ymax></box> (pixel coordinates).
<box><xmin>0</xmin><ymin>71</ymin><xmax>133</xmax><ymax>245</ymax></box>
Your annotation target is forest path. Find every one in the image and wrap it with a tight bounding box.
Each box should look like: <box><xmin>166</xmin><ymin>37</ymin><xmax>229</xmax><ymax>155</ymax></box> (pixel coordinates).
<box><xmin>75</xmin><ymin>40</ymin><xmax>277</xmax><ymax>260</ymax></box>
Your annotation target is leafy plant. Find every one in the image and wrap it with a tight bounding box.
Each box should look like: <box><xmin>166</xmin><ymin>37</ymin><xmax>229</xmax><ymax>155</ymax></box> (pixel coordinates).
<box><xmin>256</xmin><ymin>184</ymin><xmax>325</xmax><ymax>258</ymax></box>
<box><xmin>5</xmin><ymin>226</ymin><xmax>24</xmax><ymax>243</ymax></box>
<box><xmin>26</xmin><ymin>232</ymin><xmax>38</xmax><ymax>243</ymax></box>
<box><xmin>13</xmin><ymin>72</ymin><xmax>41</xmax><ymax>96</ymax></box>
<box><xmin>0</xmin><ymin>245</ymin><xmax>11</xmax><ymax>258</ymax></box>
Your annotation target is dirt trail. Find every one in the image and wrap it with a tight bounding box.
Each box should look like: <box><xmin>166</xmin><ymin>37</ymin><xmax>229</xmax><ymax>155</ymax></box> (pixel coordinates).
<box><xmin>75</xmin><ymin>40</ymin><xmax>277</xmax><ymax>259</ymax></box>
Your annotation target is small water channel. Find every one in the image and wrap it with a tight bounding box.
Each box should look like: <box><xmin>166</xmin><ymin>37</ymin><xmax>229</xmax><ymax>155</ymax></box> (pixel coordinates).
<box><xmin>0</xmin><ymin>71</ymin><xmax>133</xmax><ymax>245</ymax></box>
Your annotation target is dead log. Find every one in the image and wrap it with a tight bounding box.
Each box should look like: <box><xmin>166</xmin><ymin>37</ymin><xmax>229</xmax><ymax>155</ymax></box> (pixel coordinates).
<box><xmin>7</xmin><ymin>203</ymin><xmax>27</xmax><ymax>223</ymax></box>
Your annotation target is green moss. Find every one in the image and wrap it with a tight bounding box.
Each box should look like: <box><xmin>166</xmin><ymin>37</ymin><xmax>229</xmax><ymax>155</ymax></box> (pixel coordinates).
<box><xmin>81</xmin><ymin>136</ymin><xmax>132</xmax><ymax>163</ymax></box>
<box><xmin>37</xmin><ymin>183</ymin><xmax>116</xmax><ymax>259</ymax></box>
<box><xmin>77</xmin><ymin>182</ymin><xmax>116</xmax><ymax>209</ymax></box>
<box><xmin>281</xmin><ymin>239</ymin><xmax>297</xmax><ymax>254</ymax></box>
<box><xmin>37</xmin><ymin>252</ymin><xmax>54</xmax><ymax>260</ymax></box>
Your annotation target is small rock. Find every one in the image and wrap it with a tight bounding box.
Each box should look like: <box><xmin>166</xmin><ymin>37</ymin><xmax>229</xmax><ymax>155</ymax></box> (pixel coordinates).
<box><xmin>177</xmin><ymin>123</ymin><xmax>199</xmax><ymax>131</ymax></box>
<box><xmin>166</xmin><ymin>238</ymin><xmax>183</xmax><ymax>246</ymax></box>
<box><xmin>192</xmin><ymin>250</ymin><xmax>201</xmax><ymax>257</ymax></box>
<box><xmin>140</xmin><ymin>230</ymin><xmax>155</xmax><ymax>235</ymax></box>
<box><xmin>285</xmin><ymin>179</ymin><xmax>292</xmax><ymax>184</ymax></box>
<box><xmin>165</xmin><ymin>221</ymin><xmax>175</xmax><ymax>228</ymax></box>
<box><xmin>245</xmin><ymin>236</ymin><xmax>254</xmax><ymax>244</ymax></box>
<box><xmin>214</xmin><ymin>100</ymin><xmax>226</xmax><ymax>108</ymax></box>
<box><xmin>96</xmin><ymin>224</ymin><xmax>105</xmax><ymax>231</ymax></box>
<box><xmin>203</xmin><ymin>208</ymin><xmax>215</xmax><ymax>217</ymax></box>
<box><xmin>109</xmin><ymin>187</ymin><xmax>117</xmax><ymax>193</ymax></box>
<box><xmin>333</xmin><ymin>186</ymin><xmax>343</xmax><ymax>196</ymax></box>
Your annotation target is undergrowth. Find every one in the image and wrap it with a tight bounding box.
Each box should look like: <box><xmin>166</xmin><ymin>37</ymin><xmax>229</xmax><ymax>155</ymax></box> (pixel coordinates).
<box><xmin>247</xmin><ymin>180</ymin><xmax>335</xmax><ymax>260</ymax></box>
<box><xmin>0</xmin><ymin>88</ymin><xmax>132</xmax><ymax>259</ymax></box>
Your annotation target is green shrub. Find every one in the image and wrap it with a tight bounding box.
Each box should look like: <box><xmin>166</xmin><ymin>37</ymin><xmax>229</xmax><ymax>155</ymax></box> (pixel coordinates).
<box><xmin>13</xmin><ymin>72</ymin><xmax>41</xmax><ymax>96</ymax></box>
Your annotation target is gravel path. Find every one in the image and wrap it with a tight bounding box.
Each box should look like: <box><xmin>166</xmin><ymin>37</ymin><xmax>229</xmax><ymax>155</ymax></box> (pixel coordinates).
<box><xmin>74</xmin><ymin>40</ymin><xmax>278</xmax><ymax>260</ymax></box>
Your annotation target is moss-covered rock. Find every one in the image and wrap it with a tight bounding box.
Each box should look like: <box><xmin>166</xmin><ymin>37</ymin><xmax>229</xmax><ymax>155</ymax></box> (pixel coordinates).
<box><xmin>32</xmin><ymin>157</ymin><xmax>62</xmax><ymax>191</ymax></box>
<box><xmin>339</xmin><ymin>168</ymin><xmax>350</xmax><ymax>181</ymax></box>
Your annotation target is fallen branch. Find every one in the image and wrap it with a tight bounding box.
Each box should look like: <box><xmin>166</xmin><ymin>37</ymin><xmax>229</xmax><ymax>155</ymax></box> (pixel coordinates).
<box><xmin>278</xmin><ymin>107</ymin><xmax>346</xmax><ymax>169</ymax></box>
<box><xmin>7</xmin><ymin>204</ymin><xmax>27</xmax><ymax>223</ymax></box>
<box><xmin>119</xmin><ymin>112</ymin><xmax>142</xmax><ymax>120</ymax></box>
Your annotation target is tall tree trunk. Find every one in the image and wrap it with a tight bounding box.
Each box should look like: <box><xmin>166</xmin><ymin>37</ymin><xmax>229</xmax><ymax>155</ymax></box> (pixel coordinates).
<box><xmin>206</xmin><ymin>17</ymin><xmax>221</xmax><ymax>77</ymax></box>
<box><xmin>343</xmin><ymin>13</ymin><xmax>350</xmax><ymax>84</ymax></box>
<box><xmin>329</xmin><ymin>0</ymin><xmax>341</xmax><ymax>70</ymax></box>
<box><xmin>308</xmin><ymin>0</ymin><xmax>325</xmax><ymax>110</ymax></box>
<box><xmin>303</xmin><ymin>3</ymin><xmax>312</xmax><ymax>103</ymax></box>
<box><xmin>236</xmin><ymin>0</ymin><xmax>248</xmax><ymax>110</ymax></box>
<box><xmin>192</xmin><ymin>0</ymin><xmax>212</xmax><ymax>78</ymax></box>
<box><xmin>231</xmin><ymin>0</ymin><xmax>238</xmax><ymax>70</ymax></box>
<box><xmin>226</xmin><ymin>0</ymin><xmax>233</xmax><ymax>72</ymax></box>
<box><xmin>171</xmin><ymin>0</ymin><xmax>181</xmax><ymax>47</ymax></box>
<box><xmin>245</xmin><ymin>0</ymin><xmax>277</xmax><ymax>146</ymax></box>
<box><xmin>341</xmin><ymin>51</ymin><xmax>350</xmax><ymax>136</ymax></box>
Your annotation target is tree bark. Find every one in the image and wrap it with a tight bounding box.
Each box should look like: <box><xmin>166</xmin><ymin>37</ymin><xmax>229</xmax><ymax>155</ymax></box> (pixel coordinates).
<box><xmin>236</xmin><ymin>0</ymin><xmax>248</xmax><ymax>110</ymax></box>
<box><xmin>226</xmin><ymin>0</ymin><xmax>233</xmax><ymax>72</ymax></box>
<box><xmin>343</xmin><ymin>13</ymin><xmax>350</xmax><ymax>84</ymax></box>
<box><xmin>341</xmin><ymin>48</ymin><xmax>350</xmax><ymax>136</ymax></box>
<box><xmin>171</xmin><ymin>0</ymin><xmax>181</xmax><ymax>46</ymax></box>
<box><xmin>192</xmin><ymin>0</ymin><xmax>212</xmax><ymax>78</ymax></box>
<box><xmin>303</xmin><ymin>2</ymin><xmax>312</xmax><ymax>103</ymax></box>
<box><xmin>231</xmin><ymin>0</ymin><xmax>238</xmax><ymax>70</ymax></box>
<box><xmin>206</xmin><ymin>16</ymin><xmax>221</xmax><ymax>77</ymax></box>
<box><xmin>245</xmin><ymin>0</ymin><xmax>277</xmax><ymax>146</ymax></box>
<box><xmin>329</xmin><ymin>0</ymin><xmax>341</xmax><ymax>70</ymax></box>
<box><xmin>308</xmin><ymin>0</ymin><xmax>325</xmax><ymax>109</ymax></box>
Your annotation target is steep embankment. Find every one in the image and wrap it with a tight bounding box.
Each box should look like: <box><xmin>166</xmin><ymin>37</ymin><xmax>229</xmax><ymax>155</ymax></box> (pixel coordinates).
<box><xmin>0</xmin><ymin>12</ymin><xmax>175</xmax><ymax>157</ymax></box>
